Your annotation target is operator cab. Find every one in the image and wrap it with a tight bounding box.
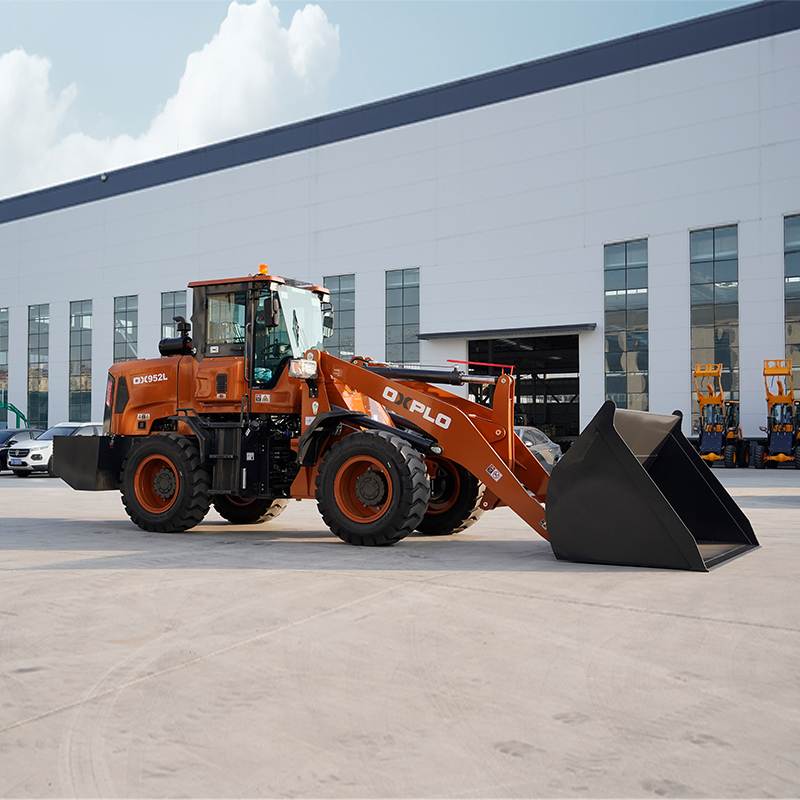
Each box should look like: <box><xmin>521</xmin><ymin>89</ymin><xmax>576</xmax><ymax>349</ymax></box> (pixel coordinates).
<box><xmin>724</xmin><ymin>401</ymin><xmax>740</xmax><ymax>431</ymax></box>
<box><xmin>189</xmin><ymin>271</ymin><xmax>333</xmax><ymax>389</ymax></box>
<box><xmin>770</xmin><ymin>402</ymin><xmax>794</xmax><ymax>430</ymax></box>
<box><xmin>701</xmin><ymin>404</ymin><xmax>724</xmax><ymax>431</ymax></box>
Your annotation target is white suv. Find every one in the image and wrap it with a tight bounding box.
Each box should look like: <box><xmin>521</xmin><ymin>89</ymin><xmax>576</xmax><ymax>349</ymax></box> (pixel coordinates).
<box><xmin>8</xmin><ymin>422</ymin><xmax>103</xmax><ymax>477</ymax></box>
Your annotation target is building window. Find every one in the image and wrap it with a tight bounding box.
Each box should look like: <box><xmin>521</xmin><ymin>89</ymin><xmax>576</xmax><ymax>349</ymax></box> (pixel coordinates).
<box><xmin>690</xmin><ymin>225</ymin><xmax>738</xmax><ymax>418</ymax></box>
<box><xmin>114</xmin><ymin>295</ymin><xmax>138</xmax><ymax>363</ymax></box>
<box><xmin>785</xmin><ymin>214</ymin><xmax>800</xmax><ymax>389</ymax></box>
<box><xmin>385</xmin><ymin>268</ymin><xmax>420</xmax><ymax>364</ymax></box>
<box><xmin>28</xmin><ymin>304</ymin><xmax>49</xmax><ymax>429</ymax></box>
<box><xmin>0</xmin><ymin>308</ymin><xmax>8</xmax><ymax>426</ymax></box>
<box><xmin>69</xmin><ymin>300</ymin><xmax>92</xmax><ymax>422</ymax></box>
<box><xmin>161</xmin><ymin>291</ymin><xmax>187</xmax><ymax>340</ymax></box>
<box><xmin>604</xmin><ymin>239</ymin><xmax>648</xmax><ymax>411</ymax></box>
<box><xmin>323</xmin><ymin>275</ymin><xmax>355</xmax><ymax>359</ymax></box>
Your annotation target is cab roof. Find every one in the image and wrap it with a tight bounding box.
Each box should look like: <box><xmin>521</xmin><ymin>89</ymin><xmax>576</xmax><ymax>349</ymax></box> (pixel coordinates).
<box><xmin>187</xmin><ymin>274</ymin><xmax>329</xmax><ymax>296</ymax></box>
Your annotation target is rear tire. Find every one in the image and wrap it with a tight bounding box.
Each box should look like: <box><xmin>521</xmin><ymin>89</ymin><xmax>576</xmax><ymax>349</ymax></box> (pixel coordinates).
<box><xmin>121</xmin><ymin>434</ymin><xmax>211</xmax><ymax>532</ymax></box>
<box><xmin>723</xmin><ymin>444</ymin><xmax>736</xmax><ymax>469</ymax></box>
<box><xmin>796</xmin><ymin>446</ymin><xmax>800</xmax><ymax>470</ymax></box>
<box><xmin>737</xmin><ymin>441</ymin><xmax>750</xmax><ymax>468</ymax></box>
<box><xmin>213</xmin><ymin>495</ymin><xmax>289</xmax><ymax>525</ymax></box>
<box><xmin>754</xmin><ymin>444</ymin><xmax>766</xmax><ymax>469</ymax></box>
<box><xmin>315</xmin><ymin>430</ymin><xmax>430</xmax><ymax>546</ymax></box>
<box><xmin>416</xmin><ymin>458</ymin><xmax>485</xmax><ymax>536</ymax></box>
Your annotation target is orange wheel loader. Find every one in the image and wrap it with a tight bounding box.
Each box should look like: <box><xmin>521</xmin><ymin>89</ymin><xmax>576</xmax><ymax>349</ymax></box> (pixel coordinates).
<box><xmin>693</xmin><ymin>364</ymin><xmax>750</xmax><ymax>468</ymax></box>
<box><xmin>54</xmin><ymin>267</ymin><xmax>758</xmax><ymax>571</ymax></box>
<box><xmin>754</xmin><ymin>359</ymin><xmax>800</xmax><ymax>468</ymax></box>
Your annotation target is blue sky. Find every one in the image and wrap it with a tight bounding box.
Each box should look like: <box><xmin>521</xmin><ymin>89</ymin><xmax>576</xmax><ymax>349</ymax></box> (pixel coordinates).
<box><xmin>0</xmin><ymin>1</ymin><xmax>748</xmax><ymax>199</ymax></box>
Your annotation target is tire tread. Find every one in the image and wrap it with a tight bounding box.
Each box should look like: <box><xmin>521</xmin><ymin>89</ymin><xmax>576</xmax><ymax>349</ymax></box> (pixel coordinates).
<box><xmin>416</xmin><ymin>461</ymin><xmax>485</xmax><ymax>536</ymax></box>
<box><xmin>723</xmin><ymin>444</ymin><xmax>736</xmax><ymax>469</ymax></box>
<box><xmin>315</xmin><ymin>431</ymin><xmax>430</xmax><ymax>546</ymax></box>
<box><xmin>121</xmin><ymin>433</ymin><xmax>211</xmax><ymax>532</ymax></box>
<box><xmin>213</xmin><ymin>496</ymin><xmax>289</xmax><ymax>525</ymax></box>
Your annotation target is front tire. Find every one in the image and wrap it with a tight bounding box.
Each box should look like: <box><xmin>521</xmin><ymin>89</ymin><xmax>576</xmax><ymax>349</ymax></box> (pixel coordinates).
<box><xmin>754</xmin><ymin>444</ymin><xmax>766</xmax><ymax>469</ymax></box>
<box><xmin>47</xmin><ymin>456</ymin><xmax>58</xmax><ymax>478</ymax></box>
<box><xmin>12</xmin><ymin>470</ymin><xmax>29</xmax><ymax>478</ymax></box>
<box><xmin>121</xmin><ymin>434</ymin><xmax>211</xmax><ymax>532</ymax></box>
<box><xmin>416</xmin><ymin>458</ymin><xmax>485</xmax><ymax>536</ymax></box>
<box><xmin>723</xmin><ymin>444</ymin><xmax>736</xmax><ymax>469</ymax></box>
<box><xmin>213</xmin><ymin>495</ymin><xmax>289</xmax><ymax>525</ymax></box>
<box><xmin>315</xmin><ymin>431</ymin><xmax>431</xmax><ymax>546</ymax></box>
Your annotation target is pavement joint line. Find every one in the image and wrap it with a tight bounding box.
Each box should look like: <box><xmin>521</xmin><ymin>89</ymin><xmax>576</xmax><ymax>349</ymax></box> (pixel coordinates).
<box><xmin>416</xmin><ymin>579</ymin><xmax>800</xmax><ymax>635</ymax></box>
<box><xmin>0</xmin><ymin>579</ymin><xmax>414</xmax><ymax>735</ymax></box>
<box><xmin>327</xmin><ymin>569</ymin><xmax>800</xmax><ymax>635</ymax></box>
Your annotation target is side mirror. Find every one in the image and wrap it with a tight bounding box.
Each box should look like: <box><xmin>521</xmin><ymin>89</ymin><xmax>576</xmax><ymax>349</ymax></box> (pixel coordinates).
<box><xmin>268</xmin><ymin>297</ymin><xmax>281</xmax><ymax>328</ymax></box>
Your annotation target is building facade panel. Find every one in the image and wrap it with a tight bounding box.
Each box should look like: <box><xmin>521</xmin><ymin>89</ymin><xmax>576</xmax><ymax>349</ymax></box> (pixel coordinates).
<box><xmin>0</xmin><ymin>4</ymin><xmax>798</xmax><ymax>436</ymax></box>
<box><xmin>313</xmin><ymin>179</ymin><xmax>438</xmax><ymax>234</ymax></box>
<box><xmin>438</xmin><ymin>115</ymin><xmax>585</xmax><ymax>181</ymax></box>
<box><xmin>314</xmin><ymin>147</ymin><xmax>438</xmax><ymax>205</ymax></box>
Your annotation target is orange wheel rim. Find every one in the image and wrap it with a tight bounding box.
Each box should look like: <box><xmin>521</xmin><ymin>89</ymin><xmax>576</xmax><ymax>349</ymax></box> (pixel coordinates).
<box><xmin>134</xmin><ymin>454</ymin><xmax>178</xmax><ymax>514</ymax></box>
<box><xmin>227</xmin><ymin>496</ymin><xmax>255</xmax><ymax>507</ymax></box>
<box><xmin>334</xmin><ymin>455</ymin><xmax>393</xmax><ymax>523</ymax></box>
<box><xmin>426</xmin><ymin>458</ymin><xmax>460</xmax><ymax>515</ymax></box>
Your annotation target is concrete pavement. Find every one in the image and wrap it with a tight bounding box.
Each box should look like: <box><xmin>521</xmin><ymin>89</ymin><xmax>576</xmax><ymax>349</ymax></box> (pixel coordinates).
<box><xmin>0</xmin><ymin>470</ymin><xmax>798</xmax><ymax>798</ymax></box>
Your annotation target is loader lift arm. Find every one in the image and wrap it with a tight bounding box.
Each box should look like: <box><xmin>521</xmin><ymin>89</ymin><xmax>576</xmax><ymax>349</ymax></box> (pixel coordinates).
<box><xmin>295</xmin><ymin>350</ymin><xmax>552</xmax><ymax>540</ymax></box>
<box><xmin>293</xmin><ymin>351</ymin><xmax>757</xmax><ymax>570</ymax></box>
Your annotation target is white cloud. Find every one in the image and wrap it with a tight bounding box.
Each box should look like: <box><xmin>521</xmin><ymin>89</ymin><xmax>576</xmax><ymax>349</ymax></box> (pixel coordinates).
<box><xmin>0</xmin><ymin>0</ymin><xmax>340</xmax><ymax>200</ymax></box>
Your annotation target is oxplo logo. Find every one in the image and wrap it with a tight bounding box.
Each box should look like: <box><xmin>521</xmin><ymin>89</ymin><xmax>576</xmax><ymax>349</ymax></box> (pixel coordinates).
<box><xmin>381</xmin><ymin>387</ymin><xmax>452</xmax><ymax>429</ymax></box>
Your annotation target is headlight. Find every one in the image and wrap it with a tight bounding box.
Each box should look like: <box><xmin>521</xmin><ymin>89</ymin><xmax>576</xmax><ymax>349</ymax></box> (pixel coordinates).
<box><xmin>288</xmin><ymin>359</ymin><xmax>318</xmax><ymax>380</ymax></box>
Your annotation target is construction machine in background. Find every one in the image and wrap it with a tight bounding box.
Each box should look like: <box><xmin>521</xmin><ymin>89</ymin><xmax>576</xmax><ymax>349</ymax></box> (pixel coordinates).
<box><xmin>693</xmin><ymin>364</ymin><xmax>750</xmax><ymax>468</ymax></box>
<box><xmin>754</xmin><ymin>359</ymin><xmax>800</xmax><ymax>468</ymax></box>
<box><xmin>54</xmin><ymin>266</ymin><xmax>758</xmax><ymax>571</ymax></box>
<box><xmin>0</xmin><ymin>400</ymin><xmax>29</xmax><ymax>428</ymax></box>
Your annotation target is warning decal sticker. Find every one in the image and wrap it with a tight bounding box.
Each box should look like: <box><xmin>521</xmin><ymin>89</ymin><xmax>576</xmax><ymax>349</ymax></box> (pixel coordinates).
<box><xmin>486</xmin><ymin>464</ymin><xmax>503</xmax><ymax>482</ymax></box>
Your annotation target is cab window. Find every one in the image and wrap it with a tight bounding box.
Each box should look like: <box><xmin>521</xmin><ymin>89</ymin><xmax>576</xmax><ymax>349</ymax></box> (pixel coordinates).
<box><xmin>207</xmin><ymin>292</ymin><xmax>247</xmax><ymax>346</ymax></box>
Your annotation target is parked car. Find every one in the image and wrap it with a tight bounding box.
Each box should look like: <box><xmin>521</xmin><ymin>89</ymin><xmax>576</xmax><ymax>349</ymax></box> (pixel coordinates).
<box><xmin>514</xmin><ymin>425</ymin><xmax>563</xmax><ymax>472</ymax></box>
<box><xmin>0</xmin><ymin>428</ymin><xmax>45</xmax><ymax>471</ymax></box>
<box><xmin>7</xmin><ymin>422</ymin><xmax>103</xmax><ymax>477</ymax></box>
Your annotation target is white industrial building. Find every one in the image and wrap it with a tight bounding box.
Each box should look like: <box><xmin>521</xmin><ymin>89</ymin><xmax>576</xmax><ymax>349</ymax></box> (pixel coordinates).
<box><xmin>1</xmin><ymin>0</ymin><xmax>799</xmax><ymax>443</ymax></box>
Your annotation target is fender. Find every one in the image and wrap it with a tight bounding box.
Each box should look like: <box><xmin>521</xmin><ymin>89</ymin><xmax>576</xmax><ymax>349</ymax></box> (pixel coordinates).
<box><xmin>297</xmin><ymin>406</ymin><xmax>439</xmax><ymax>467</ymax></box>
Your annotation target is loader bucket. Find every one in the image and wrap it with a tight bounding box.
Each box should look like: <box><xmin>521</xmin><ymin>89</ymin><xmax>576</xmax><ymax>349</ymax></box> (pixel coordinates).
<box><xmin>546</xmin><ymin>401</ymin><xmax>758</xmax><ymax>571</ymax></box>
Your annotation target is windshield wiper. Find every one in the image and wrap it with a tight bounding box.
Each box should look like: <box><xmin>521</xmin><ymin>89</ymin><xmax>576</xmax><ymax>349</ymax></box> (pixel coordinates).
<box><xmin>292</xmin><ymin>310</ymin><xmax>309</xmax><ymax>352</ymax></box>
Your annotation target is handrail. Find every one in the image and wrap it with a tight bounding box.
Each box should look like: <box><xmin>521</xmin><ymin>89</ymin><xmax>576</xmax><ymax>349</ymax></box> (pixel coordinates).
<box><xmin>0</xmin><ymin>402</ymin><xmax>28</xmax><ymax>427</ymax></box>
